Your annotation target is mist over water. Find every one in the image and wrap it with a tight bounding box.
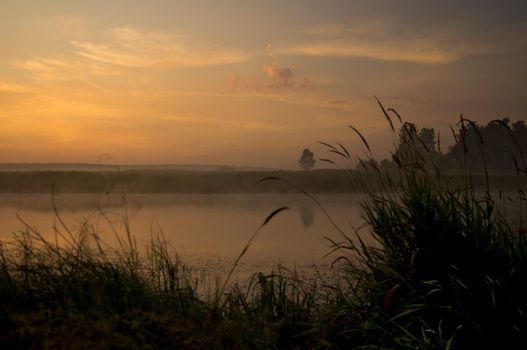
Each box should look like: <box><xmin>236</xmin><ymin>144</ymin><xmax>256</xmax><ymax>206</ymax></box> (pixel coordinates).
<box><xmin>0</xmin><ymin>193</ymin><xmax>365</xmax><ymax>267</ymax></box>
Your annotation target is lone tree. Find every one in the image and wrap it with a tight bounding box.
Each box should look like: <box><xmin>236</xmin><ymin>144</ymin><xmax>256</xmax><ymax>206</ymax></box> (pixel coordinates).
<box><xmin>299</xmin><ymin>148</ymin><xmax>316</xmax><ymax>170</ymax></box>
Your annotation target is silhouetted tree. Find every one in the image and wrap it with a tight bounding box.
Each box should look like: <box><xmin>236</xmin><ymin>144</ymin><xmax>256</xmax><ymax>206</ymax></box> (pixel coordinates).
<box><xmin>368</xmin><ymin>117</ymin><xmax>527</xmax><ymax>172</ymax></box>
<box><xmin>419</xmin><ymin>128</ymin><xmax>436</xmax><ymax>152</ymax></box>
<box><xmin>380</xmin><ymin>159</ymin><xmax>396</xmax><ymax>169</ymax></box>
<box><xmin>394</xmin><ymin>123</ymin><xmax>439</xmax><ymax>167</ymax></box>
<box><xmin>445</xmin><ymin>120</ymin><xmax>482</xmax><ymax>167</ymax></box>
<box><xmin>299</xmin><ymin>148</ymin><xmax>316</xmax><ymax>170</ymax></box>
<box><xmin>444</xmin><ymin>117</ymin><xmax>527</xmax><ymax>171</ymax></box>
<box><xmin>395</xmin><ymin>122</ymin><xmax>418</xmax><ymax>158</ymax></box>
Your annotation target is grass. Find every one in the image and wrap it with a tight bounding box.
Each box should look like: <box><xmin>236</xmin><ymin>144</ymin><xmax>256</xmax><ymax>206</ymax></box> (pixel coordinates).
<box><xmin>0</xmin><ymin>205</ymin><xmax>329</xmax><ymax>348</ymax></box>
<box><xmin>326</xmin><ymin>173</ymin><xmax>527</xmax><ymax>348</ymax></box>
<box><xmin>317</xmin><ymin>110</ymin><xmax>527</xmax><ymax>349</ymax></box>
<box><xmin>1</xmin><ymin>105</ymin><xmax>527</xmax><ymax>349</ymax></box>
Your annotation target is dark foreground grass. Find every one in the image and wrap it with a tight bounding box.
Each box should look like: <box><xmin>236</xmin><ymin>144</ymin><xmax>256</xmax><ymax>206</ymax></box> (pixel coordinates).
<box><xmin>1</xmin><ymin>110</ymin><xmax>527</xmax><ymax>349</ymax></box>
<box><xmin>316</xmin><ymin>111</ymin><xmax>527</xmax><ymax>349</ymax></box>
<box><xmin>0</xmin><ymin>226</ymin><xmax>323</xmax><ymax>349</ymax></box>
<box><xmin>323</xmin><ymin>174</ymin><xmax>527</xmax><ymax>349</ymax></box>
<box><xmin>0</xmin><ymin>203</ymin><xmax>333</xmax><ymax>349</ymax></box>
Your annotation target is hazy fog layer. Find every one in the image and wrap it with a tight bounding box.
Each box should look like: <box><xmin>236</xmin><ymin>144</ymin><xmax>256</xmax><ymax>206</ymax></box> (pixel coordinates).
<box><xmin>0</xmin><ymin>194</ymin><xmax>365</xmax><ymax>265</ymax></box>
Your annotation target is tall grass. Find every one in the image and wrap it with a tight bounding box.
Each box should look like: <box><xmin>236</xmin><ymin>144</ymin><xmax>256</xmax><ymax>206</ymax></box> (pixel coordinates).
<box><xmin>318</xmin><ymin>105</ymin><xmax>527</xmax><ymax>348</ymax></box>
<box><xmin>0</xmin><ymin>204</ymin><xmax>323</xmax><ymax>348</ymax></box>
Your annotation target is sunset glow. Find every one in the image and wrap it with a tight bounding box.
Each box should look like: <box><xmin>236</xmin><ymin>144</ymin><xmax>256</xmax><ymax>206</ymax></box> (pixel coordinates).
<box><xmin>1</xmin><ymin>1</ymin><xmax>526</xmax><ymax>168</ymax></box>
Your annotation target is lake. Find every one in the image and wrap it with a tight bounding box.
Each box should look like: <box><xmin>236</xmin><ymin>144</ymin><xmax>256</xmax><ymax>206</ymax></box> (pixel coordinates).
<box><xmin>0</xmin><ymin>194</ymin><xmax>369</xmax><ymax>285</ymax></box>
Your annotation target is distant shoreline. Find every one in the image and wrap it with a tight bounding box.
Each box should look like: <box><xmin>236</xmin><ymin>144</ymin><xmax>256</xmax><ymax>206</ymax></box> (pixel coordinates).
<box><xmin>0</xmin><ymin>169</ymin><xmax>524</xmax><ymax>194</ymax></box>
<box><xmin>0</xmin><ymin>162</ymin><xmax>275</xmax><ymax>172</ymax></box>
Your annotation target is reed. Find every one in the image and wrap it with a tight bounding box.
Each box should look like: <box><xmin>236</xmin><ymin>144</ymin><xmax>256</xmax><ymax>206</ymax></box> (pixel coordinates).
<box><xmin>318</xmin><ymin>102</ymin><xmax>527</xmax><ymax>348</ymax></box>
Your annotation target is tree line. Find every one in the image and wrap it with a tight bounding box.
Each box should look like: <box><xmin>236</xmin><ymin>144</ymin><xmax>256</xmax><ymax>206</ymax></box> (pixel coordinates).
<box><xmin>380</xmin><ymin>118</ymin><xmax>527</xmax><ymax>172</ymax></box>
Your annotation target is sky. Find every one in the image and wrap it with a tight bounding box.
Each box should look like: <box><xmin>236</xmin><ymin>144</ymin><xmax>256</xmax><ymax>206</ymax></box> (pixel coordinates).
<box><xmin>0</xmin><ymin>0</ymin><xmax>526</xmax><ymax>169</ymax></box>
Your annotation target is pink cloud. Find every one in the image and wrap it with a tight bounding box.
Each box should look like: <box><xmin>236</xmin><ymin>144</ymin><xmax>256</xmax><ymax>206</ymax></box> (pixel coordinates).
<box><xmin>230</xmin><ymin>63</ymin><xmax>312</xmax><ymax>93</ymax></box>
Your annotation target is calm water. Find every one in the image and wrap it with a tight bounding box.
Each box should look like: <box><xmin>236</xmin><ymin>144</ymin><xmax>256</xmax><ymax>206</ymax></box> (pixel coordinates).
<box><xmin>1</xmin><ymin>192</ymin><xmax>521</xmax><ymax>286</ymax></box>
<box><xmin>0</xmin><ymin>194</ymin><xmax>371</xmax><ymax>284</ymax></box>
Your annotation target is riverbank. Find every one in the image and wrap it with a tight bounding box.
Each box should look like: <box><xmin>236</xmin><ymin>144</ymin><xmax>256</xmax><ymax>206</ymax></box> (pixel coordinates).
<box><xmin>0</xmin><ymin>169</ymin><xmax>525</xmax><ymax>194</ymax></box>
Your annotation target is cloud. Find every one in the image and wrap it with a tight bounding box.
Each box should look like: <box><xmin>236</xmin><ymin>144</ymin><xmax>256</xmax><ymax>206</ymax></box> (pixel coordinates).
<box><xmin>16</xmin><ymin>55</ymin><xmax>123</xmax><ymax>84</ymax></box>
<box><xmin>230</xmin><ymin>63</ymin><xmax>312</xmax><ymax>93</ymax></box>
<box><xmin>281</xmin><ymin>40</ymin><xmax>468</xmax><ymax>64</ymax></box>
<box><xmin>262</xmin><ymin>64</ymin><xmax>293</xmax><ymax>80</ymax></box>
<box><xmin>19</xmin><ymin>57</ymin><xmax>76</xmax><ymax>74</ymax></box>
<box><xmin>287</xmin><ymin>19</ymin><xmax>527</xmax><ymax>64</ymax></box>
<box><xmin>71</xmin><ymin>26</ymin><xmax>249</xmax><ymax>67</ymax></box>
<box><xmin>0</xmin><ymin>82</ymin><xmax>30</xmax><ymax>93</ymax></box>
<box><xmin>262</xmin><ymin>64</ymin><xmax>293</xmax><ymax>88</ymax></box>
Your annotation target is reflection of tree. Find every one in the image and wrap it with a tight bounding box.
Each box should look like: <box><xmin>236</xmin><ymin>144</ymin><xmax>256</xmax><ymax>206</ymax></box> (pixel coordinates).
<box><xmin>298</xmin><ymin>199</ymin><xmax>315</xmax><ymax>227</ymax></box>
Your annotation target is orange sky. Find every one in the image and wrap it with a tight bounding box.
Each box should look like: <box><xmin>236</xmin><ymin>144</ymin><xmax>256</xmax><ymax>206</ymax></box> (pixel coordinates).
<box><xmin>1</xmin><ymin>1</ymin><xmax>526</xmax><ymax>168</ymax></box>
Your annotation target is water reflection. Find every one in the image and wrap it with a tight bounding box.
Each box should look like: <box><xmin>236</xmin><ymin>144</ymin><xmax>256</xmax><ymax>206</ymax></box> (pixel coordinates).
<box><xmin>0</xmin><ymin>194</ymin><xmax>365</xmax><ymax>265</ymax></box>
<box><xmin>298</xmin><ymin>199</ymin><xmax>315</xmax><ymax>227</ymax></box>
